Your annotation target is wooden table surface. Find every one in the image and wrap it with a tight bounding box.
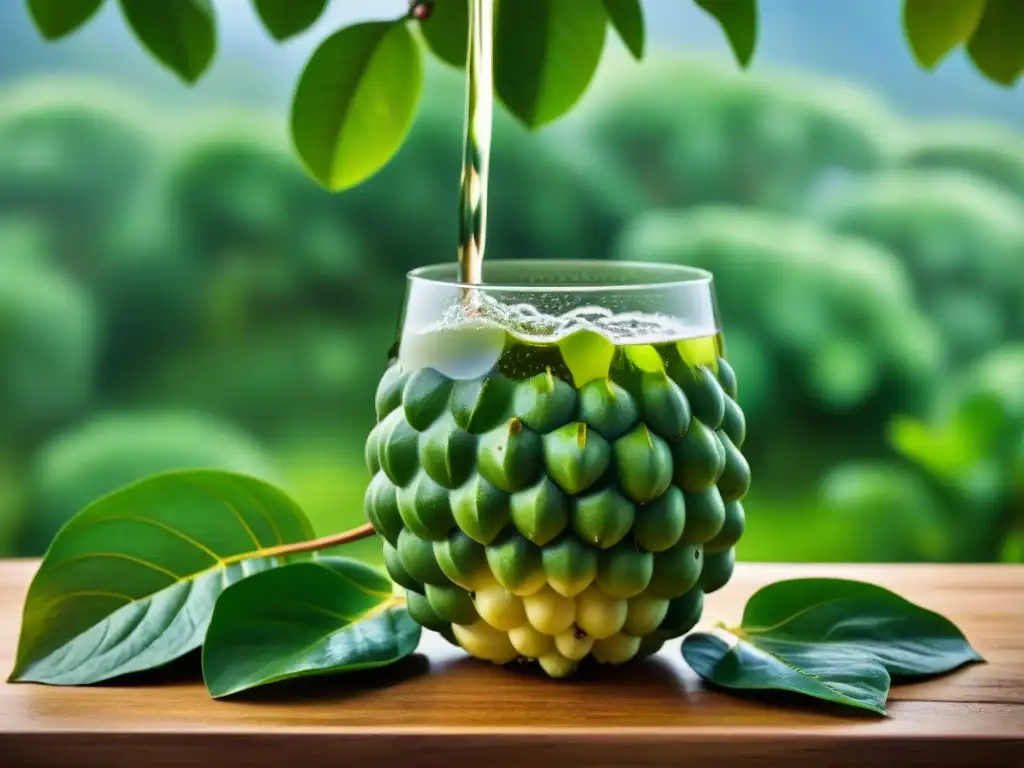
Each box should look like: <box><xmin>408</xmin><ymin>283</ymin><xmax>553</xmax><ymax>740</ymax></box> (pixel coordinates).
<box><xmin>0</xmin><ymin>560</ymin><xmax>1021</xmax><ymax>767</ymax></box>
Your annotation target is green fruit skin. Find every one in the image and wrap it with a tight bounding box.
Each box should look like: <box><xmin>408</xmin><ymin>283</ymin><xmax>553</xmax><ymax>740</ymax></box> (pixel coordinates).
<box><xmin>716</xmin><ymin>431</ymin><xmax>751</xmax><ymax>503</ymax></box>
<box><xmin>450</xmin><ymin>474</ymin><xmax>511</xmax><ymax>545</ymax></box>
<box><xmin>513</xmin><ymin>373</ymin><xmax>577</xmax><ymax>433</ymax></box>
<box><xmin>383</xmin><ymin>540</ymin><xmax>421</xmax><ymax>593</ymax></box>
<box><xmin>572</xmin><ymin>488</ymin><xmax>635</xmax><ymax>549</ymax></box>
<box><xmin>364</xmin><ymin>350</ymin><xmax>749</xmax><ymax>676</ymax></box>
<box><xmin>577</xmin><ymin>379</ymin><xmax>639</xmax><ymax>440</ymax></box>
<box><xmin>408</xmin><ymin>590</ymin><xmax>448</xmax><ymax>632</ymax></box>
<box><xmin>637</xmin><ymin>373</ymin><xmax>692</xmax><ymax>441</ymax></box>
<box><xmin>648</xmin><ymin>543</ymin><xmax>704</xmax><ymax>599</ymax></box>
<box><xmin>478</xmin><ymin>419</ymin><xmax>544</xmax><ymax>493</ymax></box>
<box><xmin>671</xmin><ymin>419</ymin><xmax>726</xmax><ymax>492</ymax></box>
<box><xmin>677</xmin><ymin>366</ymin><xmax>726</xmax><ymax>431</ymax></box>
<box><xmin>434</xmin><ymin>528</ymin><xmax>491</xmax><ymax>589</ymax></box>
<box><xmin>701</xmin><ymin>548</ymin><xmax>735</xmax><ymax>594</ymax></box>
<box><xmin>614</xmin><ymin>425</ymin><xmax>673</xmax><ymax>503</ymax></box>
<box><xmin>397</xmin><ymin>471</ymin><xmax>456</xmax><ymax>541</ymax></box>
<box><xmin>403</xmin><ymin>367</ymin><xmax>453</xmax><ymax>431</ymax></box>
<box><xmin>365</xmin><ymin>471</ymin><xmax>404</xmax><ymax>546</ymax></box>
<box><xmin>451</xmin><ymin>374</ymin><xmax>513</xmax><ymax>433</ymax></box>
<box><xmin>633</xmin><ymin>485</ymin><xmax>685</xmax><ymax>552</ymax></box>
<box><xmin>706</xmin><ymin>500</ymin><xmax>744</xmax><ymax>554</ymax></box>
<box><xmin>377</xmin><ymin>410</ymin><xmax>420</xmax><ymax>487</ymax></box>
<box><xmin>543</xmin><ymin>421</ymin><xmax>612</xmax><ymax>495</ymax></box>
<box><xmin>375</xmin><ymin>364</ymin><xmax>408</xmax><ymax>420</ymax></box>
<box><xmin>419</xmin><ymin>413</ymin><xmax>476</xmax><ymax>489</ymax></box>
<box><xmin>510</xmin><ymin>476</ymin><xmax>569</xmax><ymax>546</ymax></box>
<box><xmin>681</xmin><ymin>486</ymin><xmax>727</xmax><ymax>545</ymax></box>
<box><xmin>426</xmin><ymin>583</ymin><xmax>478</xmax><ymax>625</ymax></box>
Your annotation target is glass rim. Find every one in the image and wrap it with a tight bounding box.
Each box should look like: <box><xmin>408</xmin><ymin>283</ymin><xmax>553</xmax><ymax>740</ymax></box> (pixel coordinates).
<box><xmin>406</xmin><ymin>259</ymin><xmax>714</xmax><ymax>294</ymax></box>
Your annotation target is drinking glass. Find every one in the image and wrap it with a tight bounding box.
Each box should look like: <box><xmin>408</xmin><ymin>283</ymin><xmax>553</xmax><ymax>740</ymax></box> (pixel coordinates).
<box><xmin>364</xmin><ymin>260</ymin><xmax>749</xmax><ymax>677</ymax></box>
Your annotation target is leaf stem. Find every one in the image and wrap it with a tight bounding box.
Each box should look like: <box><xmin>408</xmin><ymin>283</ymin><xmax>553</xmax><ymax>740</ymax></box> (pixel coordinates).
<box><xmin>254</xmin><ymin>522</ymin><xmax>377</xmax><ymax>560</ymax></box>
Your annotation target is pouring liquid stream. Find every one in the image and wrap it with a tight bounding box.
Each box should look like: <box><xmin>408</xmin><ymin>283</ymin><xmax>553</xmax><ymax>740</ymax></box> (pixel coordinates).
<box><xmin>457</xmin><ymin>0</ymin><xmax>494</xmax><ymax>292</ymax></box>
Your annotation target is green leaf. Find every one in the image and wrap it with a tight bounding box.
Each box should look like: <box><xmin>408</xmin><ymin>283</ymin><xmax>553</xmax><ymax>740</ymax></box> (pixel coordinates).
<box><xmin>419</xmin><ymin>0</ymin><xmax>469</xmax><ymax>68</ymax></box>
<box><xmin>291</xmin><ymin>21</ymin><xmax>423</xmax><ymax>191</ymax></box>
<box><xmin>683</xmin><ymin>578</ymin><xmax>983</xmax><ymax>715</ymax></box>
<box><xmin>603</xmin><ymin>0</ymin><xmax>645</xmax><ymax>59</ymax></box>
<box><xmin>903</xmin><ymin>0</ymin><xmax>985</xmax><ymax>68</ymax></box>
<box><xmin>251</xmin><ymin>0</ymin><xmax>327</xmax><ymax>41</ymax></box>
<box><xmin>684</xmin><ymin>633</ymin><xmax>891</xmax><ymax>714</ymax></box>
<box><xmin>9</xmin><ymin>470</ymin><xmax>314</xmax><ymax>685</ymax></box>
<box><xmin>495</xmin><ymin>0</ymin><xmax>608</xmax><ymax>129</ymax></box>
<box><xmin>118</xmin><ymin>0</ymin><xmax>216</xmax><ymax>84</ymax></box>
<box><xmin>695</xmin><ymin>0</ymin><xmax>757</xmax><ymax>68</ymax></box>
<box><xmin>26</xmin><ymin>0</ymin><xmax>104</xmax><ymax>40</ymax></box>
<box><xmin>202</xmin><ymin>557</ymin><xmax>420</xmax><ymax>698</ymax></box>
<box><xmin>967</xmin><ymin>0</ymin><xmax>1024</xmax><ymax>85</ymax></box>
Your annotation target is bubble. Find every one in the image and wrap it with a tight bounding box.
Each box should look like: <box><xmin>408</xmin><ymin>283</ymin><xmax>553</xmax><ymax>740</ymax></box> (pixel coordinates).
<box><xmin>413</xmin><ymin>293</ymin><xmax>708</xmax><ymax>348</ymax></box>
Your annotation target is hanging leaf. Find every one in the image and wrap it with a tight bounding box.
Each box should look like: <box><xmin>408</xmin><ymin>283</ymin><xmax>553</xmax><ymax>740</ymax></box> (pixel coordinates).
<box><xmin>118</xmin><ymin>0</ymin><xmax>216</xmax><ymax>83</ymax></box>
<box><xmin>967</xmin><ymin>0</ymin><xmax>1024</xmax><ymax>85</ymax></box>
<box><xmin>495</xmin><ymin>0</ymin><xmax>608</xmax><ymax>129</ymax></box>
<box><xmin>694</xmin><ymin>0</ymin><xmax>757</xmax><ymax>68</ymax></box>
<box><xmin>903</xmin><ymin>0</ymin><xmax>986</xmax><ymax>68</ymax></box>
<box><xmin>420</xmin><ymin>0</ymin><xmax>469</xmax><ymax>68</ymax></box>
<box><xmin>603</xmin><ymin>0</ymin><xmax>645</xmax><ymax>60</ymax></box>
<box><xmin>26</xmin><ymin>0</ymin><xmax>104</xmax><ymax>40</ymax></box>
<box><xmin>202</xmin><ymin>557</ymin><xmax>421</xmax><ymax>698</ymax></box>
<box><xmin>8</xmin><ymin>470</ymin><xmax>314</xmax><ymax>685</ymax></box>
<box><xmin>291</xmin><ymin>21</ymin><xmax>423</xmax><ymax>191</ymax></box>
<box><xmin>252</xmin><ymin>0</ymin><xmax>328</xmax><ymax>41</ymax></box>
<box><xmin>683</xmin><ymin>578</ymin><xmax>983</xmax><ymax>715</ymax></box>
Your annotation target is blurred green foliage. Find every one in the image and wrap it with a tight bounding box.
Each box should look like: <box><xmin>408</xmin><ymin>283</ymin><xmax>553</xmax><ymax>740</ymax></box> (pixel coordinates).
<box><xmin>816</xmin><ymin>170</ymin><xmax>1024</xmax><ymax>360</ymax></box>
<box><xmin>0</xmin><ymin>62</ymin><xmax>1020</xmax><ymax>564</ymax></box>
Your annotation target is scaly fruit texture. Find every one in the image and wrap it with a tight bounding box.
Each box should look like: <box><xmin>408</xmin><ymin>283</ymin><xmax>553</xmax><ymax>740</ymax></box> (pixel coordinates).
<box><xmin>364</xmin><ymin>330</ymin><xmax>749</xmax><ymax>678</ymax></box>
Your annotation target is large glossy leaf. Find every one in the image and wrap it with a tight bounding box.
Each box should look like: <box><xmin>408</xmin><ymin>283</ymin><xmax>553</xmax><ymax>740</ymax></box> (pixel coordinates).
<box><xmin>9</xmin><ymin>470</ymin><xmax>314</xmax><ymax>685</ymax></box>
<box><xmin>252</xmin><ymin>0</ymin><xmax>327</xmax><ymax>41</ymax></box>
<box><xmin>495</xmin><ymin>0</ymin><xmax>608</xmax><ymax>129</ymax></box>
<box><xmin>118</xmin><ymin>0</ymin><xmax>216</xmax><ymax>83</ymax></box>
<box><xmin>203</xmin><ymin>557</ymin><xmax>420</xmax><ymax>698</ymax></box>
<box><xmin>695</xmin><ymin>0</ymin><xmax>757</xmax><ymax>68</ymax></box>
<box><xmin>603</xmin><ymin>0</ymin><xmax>645</xmax><ymax>60</ymax></box>
<box><xmin>683</xmin><ymin>578</ymin><xmax>982</xmax><ymax>715</ymax></box>
<box><xmin>291</xmin><ymin>21</ymin><xmax>423</xmax><ymax>191</ymax></box>
<box><xmin>419</xmin><ymin>0</ymin><xmax>469</xmax><ymax>68</ymax></box>
<box><xmin>967</xmin><ymin>0</ymin><xmax>1024</xmax><ymax>85</ymax></box>
<box><xmin>903</xmin><ymin>0</ymin><xmax>985</xmax><ymax>68</ymax></box>
<box><xmin>26</xmin><ymin>0</ymin><xmax>104</xmax><ymax>40</ymax></box>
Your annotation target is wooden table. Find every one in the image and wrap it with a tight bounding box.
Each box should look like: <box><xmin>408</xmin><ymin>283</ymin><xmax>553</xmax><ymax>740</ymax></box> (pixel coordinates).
<box><xmin>0</xmin><ymin>561</ymin><xmax>1021</xmax><ymax>766</ymax></box>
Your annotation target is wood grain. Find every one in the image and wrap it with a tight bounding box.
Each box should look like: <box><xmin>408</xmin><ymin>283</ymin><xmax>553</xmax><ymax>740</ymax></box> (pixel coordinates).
<box><xmin>0</xmin><ymin>561</ymin><xmax>1021</xmax><ymax>767</ymax></box>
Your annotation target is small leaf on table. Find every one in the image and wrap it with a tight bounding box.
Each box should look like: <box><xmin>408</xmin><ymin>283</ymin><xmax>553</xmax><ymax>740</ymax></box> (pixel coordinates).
<box><xmin>694</xmin><ymin>0</ymin><xmax>757</xmax><ymax>68</ymax></box>
<box><xmin>27</xmin><ymin>0</ymin><xmax>104</xmax><ymax>40</ymax></box>
<box><xmin>9</xmin><ymin>470</ymin><xmax>314</xmax><ymax>685</ymax></box>
<box><xmin>252</xmin><ymin>0</ymin><xmax>328</xmax><ymax>41</ymax></box>
<box><xmin>118</xmin><ymin>0</ymin><xmax>217</xmax><ymax>84</ymax></box>
<box><xmin>603</xmin><ymin>0</ymin><xmax>645</xmax><ymax>60</ymax></box>
<box><xmin>419</xmin><ymin>0</ymin><xmax>470</xmax><ymax>68</ymax></box>
<box><xmin>202</xmin><ymin>557</ymin><xmax>421</xmax><ymax>698</ymax></box>
<box><xmin>291</xmin><ymin>20</ymin><xmax>423</xmax><ymax>191</ymax></box>
<box><xmin>684</xmin><ymin>633</ymin><xmax>891</xmax><ymax>715</ymax></box>
<box><xmin>495</xmin><ymin>0</ymin><xmax>608</xmax><ymax>129</ymax></box>
<box><xmin>683</xmin><ymin>578</ymin><xmax>983</xmax><ymax>715</ymax></box>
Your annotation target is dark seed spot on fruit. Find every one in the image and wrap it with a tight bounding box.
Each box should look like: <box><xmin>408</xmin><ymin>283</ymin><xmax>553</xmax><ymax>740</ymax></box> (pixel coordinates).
<box><xmin>694</xmin><ymin>550</ymin><xmax>700</xmax><ymax>559</ymax></box>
